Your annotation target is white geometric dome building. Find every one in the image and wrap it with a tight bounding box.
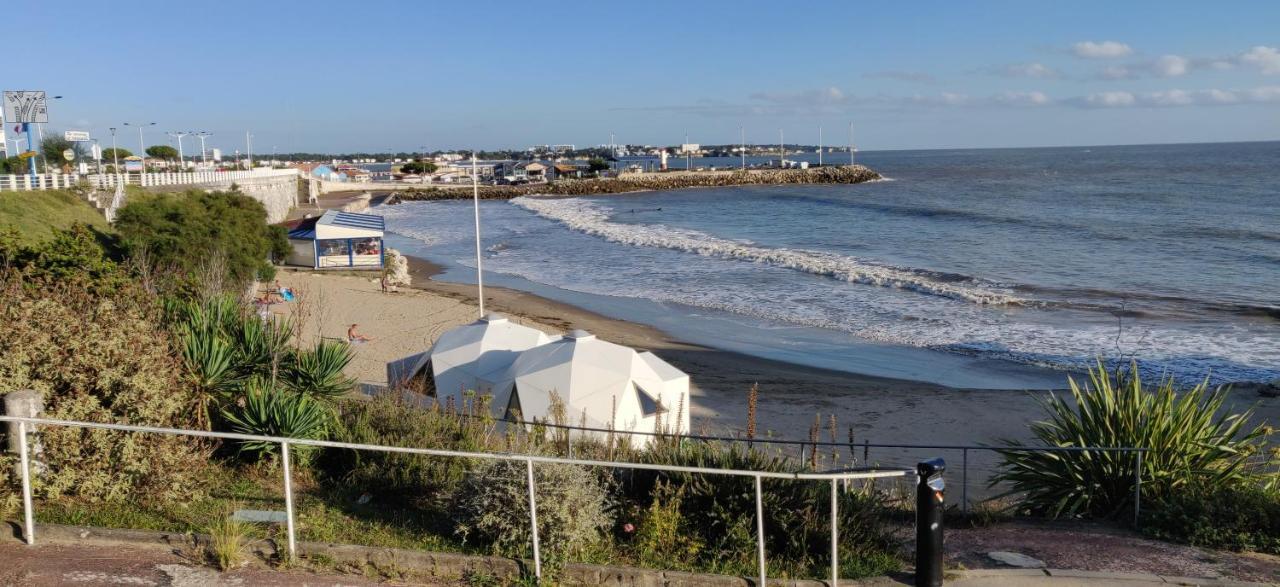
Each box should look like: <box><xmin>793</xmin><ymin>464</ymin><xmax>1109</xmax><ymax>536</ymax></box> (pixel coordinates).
<box><xmin>506</xmin><ymin>330</ymin><xmax>690</xmax><ymax>446</ymax></box>
<box><xmin>387</xmin><ymin>319</ymin><xmax>690</xmax><ymax>446</ymax></box>
<box><xmin>386</xmin><ymin>314</ymin><xmax>553</xmax><ymax>411</ymax></box>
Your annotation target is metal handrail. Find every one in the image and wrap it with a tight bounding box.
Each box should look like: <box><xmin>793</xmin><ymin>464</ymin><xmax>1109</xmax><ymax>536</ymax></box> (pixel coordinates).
<box><xmin>435</xmin><ymin>407</ymin><xmax>1148</xmax><ymax>522</ymax></box>
<box><xmin>1</xmin><ymin>414</ymin><xmax>912</xmax><ymax>585</ymax></box>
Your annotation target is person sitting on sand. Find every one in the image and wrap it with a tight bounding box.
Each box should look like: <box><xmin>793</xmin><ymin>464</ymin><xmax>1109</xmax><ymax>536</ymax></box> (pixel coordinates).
<box><xmin>347</xmin><ymin>323</ymin><xmax>372</xmax><ymax>343</ymax></box>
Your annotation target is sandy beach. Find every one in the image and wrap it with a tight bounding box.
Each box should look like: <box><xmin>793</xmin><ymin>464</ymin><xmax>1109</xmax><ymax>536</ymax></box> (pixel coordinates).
<box><xmin>273</xmin><ymin>260</ymin><xmax>1279</xmax><ymax>491</ymax></box>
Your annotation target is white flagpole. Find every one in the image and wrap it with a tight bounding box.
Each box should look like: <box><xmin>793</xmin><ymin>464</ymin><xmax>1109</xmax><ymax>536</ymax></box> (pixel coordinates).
<box><xmin>472</xmin><ymin>151</ymin><xmax>485</xmax><ymax>317</ymax></box>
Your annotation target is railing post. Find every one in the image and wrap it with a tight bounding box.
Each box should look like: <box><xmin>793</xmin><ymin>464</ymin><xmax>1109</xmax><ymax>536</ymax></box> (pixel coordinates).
<box><xmin>1133</xmin><ymin>450</ymin><xmax>1142</xmax><ymax>527</ymax></box>
<box><xmin>830</xmin><ymin>478</ymin><xmax>839</xmax><ymax>587</ymax></box>
<box><xmin>17</xmin><ymin>421</ymin><xmax>35</xmax><ymax>545</ymax></box>
<box><xmin>280</xmin><ymin>441</ymin><xmax>297</xmax><ymax>560</ymax></box>
<box><xmin>962</xmin><ymin>447</ymin><xmax>969</xmax><ymax>516</ymax></box>
<box><xmin>525</xmin><ymin>458</ymin><xmax>542</xmax><ymax>581</ymax></box>
<box><xmin>862</xmin><ymin>440</ymin><xmax>869</xmax><ymax>466</ymax></box>
<box><xmin>755</xmin><ymin>474</ymin><xmax>767</xmax><ymax>586</ymax></box>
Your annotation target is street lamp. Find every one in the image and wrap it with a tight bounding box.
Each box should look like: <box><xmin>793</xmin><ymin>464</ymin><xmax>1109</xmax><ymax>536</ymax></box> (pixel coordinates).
<box><xmin>194</xmin><ymin>132</ymin><xmax>213</xmax><ymax>166</ymax></box>
<box><xmin>245</xmin><ymin>131</ymin><xmax>253</xmax><ymax>170</ymax></box>
<box><xmin>167</xmin><ymin>131</ymin><xmax>190</xmax><ymax>170</ymax></box>
<box><xmin>124</xmin><ymin>122</ymin><xmax>157</xmax><ymax>172</ymax></box>
<box><xmin>108</xmin><ymin>127</ymin><xmax>119</xmax><ymax>176</ymax></box>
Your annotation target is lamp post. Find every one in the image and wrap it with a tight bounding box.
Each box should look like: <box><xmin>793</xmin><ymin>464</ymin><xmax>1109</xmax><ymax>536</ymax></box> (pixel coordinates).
<box><xmin>108</xmin><ymin>127</ymin><xmax>119</xmax><ymax>177</ymax></box>
<box><xmin>246</xmin><ymin>131</ymin><xmax>253</xmax><ymax>170</ymax></box>
<box><xmin>124</xmin><ymin>122</ymin><xmax>156</xmax><ymax>173</ymax></box>
<box><xmin>819</xmin><ymin>125</ymin><xmax>823</xmax><ymax>166</ymax></box>
<box><xmin>195</xmin><ymin>132</ymin><xmax>212</xmax><ymax>166</ymax></box>
<box><xmin>167</xmin><ymin>131</ymin><xmax>190</xmax><ymax>170</ymax></box>
<box><xmin>740</xmin><ymin>125</ymin><xmax>745</xmax><ymax>170</ymax></box>
<box><xmin>848</xmin><ymin>122</ymin><xmax>855</xmax><ymax>166</ymax></box>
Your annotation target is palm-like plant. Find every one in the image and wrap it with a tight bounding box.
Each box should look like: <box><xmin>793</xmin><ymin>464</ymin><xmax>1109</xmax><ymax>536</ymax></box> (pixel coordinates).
<box><xmin>284</xmin><ymin>340</ymin><xmax>355</xmax><ymax>400</ymax></box>
<box><xmin>993</xmin><ymin>361</ymin><xmax>1267</xmax><ymax>520</ymax></box>
<box><xmin>221</xmin><ymin>378</ymin><xmax>331</xmax><ymax>464</ymax></box>
<box><xmin>177</xmin><ymin>321</ymin><xmax>238</xmax><ymax>429</ymax></box>
<box><xmin>231</xmin><ymin>315</ymin><xmax>294</xmax><ymax>380</ymax></box>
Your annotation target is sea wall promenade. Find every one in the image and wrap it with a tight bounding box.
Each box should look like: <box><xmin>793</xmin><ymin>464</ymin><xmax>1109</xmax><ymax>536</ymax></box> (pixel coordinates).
<box><xmin>392</xmin><ymin>165</ymin><xmax>883</xmax><ymax>201</ymax></box>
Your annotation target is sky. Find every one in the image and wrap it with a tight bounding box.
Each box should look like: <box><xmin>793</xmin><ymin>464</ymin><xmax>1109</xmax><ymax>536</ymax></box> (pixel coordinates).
<box><xmin>6</xmin><ymin>1</ymin><xmax>1280</xmax><ymax>153</ymax></box>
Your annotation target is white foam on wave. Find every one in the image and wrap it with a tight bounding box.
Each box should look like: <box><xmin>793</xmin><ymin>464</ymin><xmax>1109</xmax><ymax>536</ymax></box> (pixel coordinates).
<box><xmin>511</xmin><ymin>196</ymin><xmax>1024</xmax><ymax>305</ymax></box>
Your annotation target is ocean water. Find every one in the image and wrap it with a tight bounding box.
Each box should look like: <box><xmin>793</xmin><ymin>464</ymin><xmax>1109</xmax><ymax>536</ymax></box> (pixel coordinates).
<box><xmin>373</xmin><ymin>142</ymin><xmax>1280</xmax><ymax>387</ymax></box>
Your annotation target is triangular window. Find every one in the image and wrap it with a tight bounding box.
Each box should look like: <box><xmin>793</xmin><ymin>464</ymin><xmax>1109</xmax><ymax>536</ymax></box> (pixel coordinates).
<box><xmin>505</xmin><ymin>385</ymin><xmax>523</xmax><ymax>421</ymax></box>
<box><xmin>635</xmin><ymin>383</ymin><xmax>666</xmax><ymax>416</ymax></box>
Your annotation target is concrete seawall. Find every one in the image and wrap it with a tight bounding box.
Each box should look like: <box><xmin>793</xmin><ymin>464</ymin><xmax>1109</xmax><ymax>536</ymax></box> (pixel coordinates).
<box><xmin>391</xmin><ymin>165</ymin><xmax>882</xmax><ymax>202</ymax></box>
<box><xmin>151</xmin><ymin>174</ymin><xmax>300</xmax><ymax>223</ymax></box>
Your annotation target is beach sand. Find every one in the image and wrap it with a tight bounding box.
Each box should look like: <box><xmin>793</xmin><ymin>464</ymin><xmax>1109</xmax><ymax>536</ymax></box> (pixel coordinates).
<box><xmin>273</xmin><ymin>261</ymin><xmax>1278</xmax><ymax>492</ymax></box>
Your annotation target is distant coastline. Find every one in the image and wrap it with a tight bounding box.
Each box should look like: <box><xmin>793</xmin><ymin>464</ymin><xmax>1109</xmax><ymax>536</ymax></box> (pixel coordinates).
<box><xmin>389</xmin><ymin>165</ymin><xmax>882</xmax><ymax>201</ymax></box>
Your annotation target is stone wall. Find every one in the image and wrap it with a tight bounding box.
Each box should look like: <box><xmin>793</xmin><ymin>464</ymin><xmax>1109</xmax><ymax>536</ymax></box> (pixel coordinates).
<box><xmin>194</xmin><ymin>175</ymin><xmax>299</xmax><ymax>223</ymax></box>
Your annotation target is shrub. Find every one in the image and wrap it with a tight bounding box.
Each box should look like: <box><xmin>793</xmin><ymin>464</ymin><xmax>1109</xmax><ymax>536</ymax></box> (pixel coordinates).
<box><xmin>284</xmin><ymin>341</ymin><xmax>355</xmax><ymax>400</ymax></box>
<box><xmin>993</xmin><ymin>362</ymin><xmax>1267</xmax><ymax>519</ymax></box>
<box><xmin>0</xmin><ymin>273</ymin><xmax>207</xmax><ymax>502</ymax></box>
<box><xmin>323</xmin><ymin>394</ymin><xmax>489</xmax><ymax>498</ymax></box>
<box><xmin>1142</xmin><ymin>482</ymin><xmax>1280</xmax><ymax>553</ymax></box>
<box><xmin>221</xmin><ymin>380</ymin><xmax>332</xmax><ymax>465</ymax></box>
<box><xmin>633</xmin><ymin>442</ymin><xmax>901</xmax><ymax>578</ymax></box>
<box><xmin>114</xmin><ymin>190</ymin><xmax>288</xmax><ymax>287</ymax></box>
<box><xmin>451</xmin><ymin>459</ymin><xmax>612</xmax><ymax>571</ymax></box>
<box><xmin>627</xmin><ymin>480</ymin><xmax>704</xmax><ymax>569</ymax></box>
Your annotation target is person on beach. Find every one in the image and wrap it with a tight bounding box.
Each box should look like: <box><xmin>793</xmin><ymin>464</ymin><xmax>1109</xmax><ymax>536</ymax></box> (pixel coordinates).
<box><xmin>348</xmin><ymin>323</ymin><xmax>372</xmax><ymax>343</ymax></box>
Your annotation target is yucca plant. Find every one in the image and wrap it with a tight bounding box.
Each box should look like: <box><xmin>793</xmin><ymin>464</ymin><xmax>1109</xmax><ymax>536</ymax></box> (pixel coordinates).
<box><xmin>993</xmin><ymin>361</ymin><xmax>1267</xmax><ymax>520</ymax></box>
<box><xmin>231</xmin><ymin>315</ymin><xmax>295</xmax><ymax>380</ymax></box>
<box><xmin>284</xmin><ymin>340</ymin><xmax>355</xmax><ymax>400</ymax></box>
<box><xmin>177</xmin><ymin>321</ymin><xmax>239</xmax><ymax>429</ymax></box>
<box><xmin>221</xmin><ymin>378</ymin><xmax>332</xmax><ymax>464</ymax></box>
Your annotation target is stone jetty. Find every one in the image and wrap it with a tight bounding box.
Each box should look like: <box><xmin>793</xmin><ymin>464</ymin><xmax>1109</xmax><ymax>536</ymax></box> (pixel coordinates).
<box><xmin>393</xmin><ymin>165</ymin><xmax>882</xmax><ymax>202</ymax></box>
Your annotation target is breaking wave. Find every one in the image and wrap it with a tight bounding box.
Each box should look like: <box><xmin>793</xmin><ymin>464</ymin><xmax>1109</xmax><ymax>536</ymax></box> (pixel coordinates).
<box><xmin>511</xmin><ymin>196</ymin><xmax>1025</xmax><ymax>305</ymax></box>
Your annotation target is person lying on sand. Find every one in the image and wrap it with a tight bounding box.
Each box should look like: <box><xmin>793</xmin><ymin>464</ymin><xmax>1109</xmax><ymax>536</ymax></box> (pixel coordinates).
<box><xmin>347</xmin><ymin>323</ymin><xmax>372</xmax><ymax>343</ymax></box>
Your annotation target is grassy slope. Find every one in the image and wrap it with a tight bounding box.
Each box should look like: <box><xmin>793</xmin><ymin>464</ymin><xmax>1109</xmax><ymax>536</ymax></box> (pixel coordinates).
<box><xmin>0</xmin><ymin>189</ymin><xmax>108</xmax><ymax>242</ymax></box>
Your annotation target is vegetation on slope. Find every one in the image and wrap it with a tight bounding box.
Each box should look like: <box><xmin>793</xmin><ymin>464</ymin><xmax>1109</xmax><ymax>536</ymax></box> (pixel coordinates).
<box><xmin>0</xmin><ymin>189</ymin><xmax>108</xmax><ymax>243</ymax></box>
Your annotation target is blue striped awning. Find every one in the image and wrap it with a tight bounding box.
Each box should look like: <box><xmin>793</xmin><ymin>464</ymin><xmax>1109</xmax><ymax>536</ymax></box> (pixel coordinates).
<box><xmin>319</xmin><ymin>210</ymin><xmax>385</xmax><ymax>231</ymax></box>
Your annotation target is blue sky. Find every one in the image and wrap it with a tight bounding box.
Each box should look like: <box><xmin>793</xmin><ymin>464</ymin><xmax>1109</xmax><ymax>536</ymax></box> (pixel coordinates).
<box><xmin>8</xmin><ymin>1</ymin><xmax>1280</xmax><ymax>153</ymax></box>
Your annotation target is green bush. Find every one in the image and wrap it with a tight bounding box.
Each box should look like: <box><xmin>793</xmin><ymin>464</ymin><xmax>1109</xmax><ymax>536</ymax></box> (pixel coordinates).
<box><xmin>994</xmin><ymin>362</ymin><xmax>1267</xmax><ymax>519</ymax></box>
<box><xmin>0</xmin><ymin>272</ymin><xmax>207</xmax><ymax>502</ymax></box>
<box><xmin>221</xmin><ymin>379</ymin><xmax>332</xmax><ymax>465</ymax></box>
<box><xmin>114</xmin><ymin>190</ymin><xmax>288</xmax><ymax>287</ymax></box>
<box><xmin>451</xmin><ymin>459</ymin><xmax>612</xmax><ymax>572</ymax></box>
<box><xmin>1142</xmin><ymin>482</ymin><xmax>1280</xmax><ymax>553</ymax></box>
<box><xmin>632</xmin><ymin>442</ymin><xmax>901</xmax><ymax>578</ymax></box>
<box><xmin>284</xmin><ymin>341</ymin><xmax>355</xmax><ymax>400</ymax></box>
<box><xmin>322</xmin><ymin>394</ymin><xmax>489</xmax><ymax>499</ymax></box>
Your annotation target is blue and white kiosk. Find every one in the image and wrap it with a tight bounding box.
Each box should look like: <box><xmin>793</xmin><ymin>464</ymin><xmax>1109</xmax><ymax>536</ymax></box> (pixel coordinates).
<box><xmin>285</xmin><ymin>210</ymin><xmax>385</xmax><ymax>270</ymax></box>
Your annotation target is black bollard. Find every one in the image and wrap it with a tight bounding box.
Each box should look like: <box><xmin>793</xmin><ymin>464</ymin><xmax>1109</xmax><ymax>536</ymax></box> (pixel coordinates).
<box><xmin>915</xmin><ymin>458</ymin><xmax>946</xmax><ymax>587</ymax></box>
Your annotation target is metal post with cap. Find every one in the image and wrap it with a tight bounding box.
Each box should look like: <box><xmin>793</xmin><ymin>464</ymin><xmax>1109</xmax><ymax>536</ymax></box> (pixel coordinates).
<box><xmin>915</xmin><ymin>458</ymin><xmax>946</xmax><ymax>587</ymax></box>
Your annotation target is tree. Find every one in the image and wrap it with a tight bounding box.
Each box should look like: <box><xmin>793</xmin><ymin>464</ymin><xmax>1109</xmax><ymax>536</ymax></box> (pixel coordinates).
<box><xmin>100</xmin><ymin>147</ymin><xmax>133</xmax><ymax>162</ymax></box>
<box><xmin>40</xmin><ymin>135</ymin><xmax>81</xmax><ymax>171</ymax></box>
<box><xmin>588</xmin><ymin>158</ymin><xmax>610</xmax><ymax>172</ymax></box>
<box><xmin>114</xmin><ymin>190</ymin><xmax>290</xmax><ymax>286</ymax></box>
<box><xmin>401</xmin><ymin>161</ymin><xmax>437</xmax><ymax>175</ymax></box>
<box><xmin>145</xmin><ymin>145</ymin><xmax>179</xmax><ymax>161</ymax></box>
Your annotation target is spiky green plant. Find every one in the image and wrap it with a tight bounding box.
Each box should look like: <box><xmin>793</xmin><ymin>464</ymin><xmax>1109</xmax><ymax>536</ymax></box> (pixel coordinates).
<box><xmin>221</xmin><ymin>378</ymin><xmax>331</xmax><ymax>464</ymax></box>
<box><xmin>177</xmin><ymin>321</ymin><xmax>238</xmax><ymax>429</ymax></box>
<box><xmin>231</xmin><ymin>315</ymin><xmax>294</xmax><ymax>380</ymax></box>
<box><xmin>284</xmin><ymin>340</ymin><xmax>355</xmax><ymax>400</ymax></box>
<box><xmin>993</xmin><ymin>361</ymin><xmax>1267</xmax><ymax>520</ymax></box>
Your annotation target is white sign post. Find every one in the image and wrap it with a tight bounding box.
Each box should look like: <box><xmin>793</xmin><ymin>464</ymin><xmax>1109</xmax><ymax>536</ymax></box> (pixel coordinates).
<box><xmin>64</xmin><ymin>130</ymin><xmax>90</xmax><ymax>142</ymax></box>
<box><xmin>3</xmin><ymin>91</ymin><xmax>48</xmax><ymax>124</ymax></box>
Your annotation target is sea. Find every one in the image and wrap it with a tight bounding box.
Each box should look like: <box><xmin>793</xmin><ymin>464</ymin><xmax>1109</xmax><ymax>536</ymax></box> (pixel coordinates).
<box><xmin>371</xmin><ymin>142</ymin><xmax>1280</xmax><ymax>389</ymax></box>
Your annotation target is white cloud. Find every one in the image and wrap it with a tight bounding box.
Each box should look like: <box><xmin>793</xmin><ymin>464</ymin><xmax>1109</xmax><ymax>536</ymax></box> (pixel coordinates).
<box><xmin>863</xmin><ymin>70</ymin><xmax>936</xmax><ymax>83</ymax></box>
<box><xmin>1099</xmin><ymin>65</ymin><xmax>1134</xmax><ymax>80</ymax></box>
<box><xmin>1072</xmin><ymin>40</ymin><xmax>1133</xmax><ymax>59</ymax></box>
<box><xmin>1070</xmin><ymin>86</ymin><xmax>1280</xmax><ymax>108</ymax></box>
<box><xmin>1240</xmin><ymin>46</ymin><xmax>1280</xmax><ymax>75</ymax></box>
<box><xmin>1082</xmin><ymin>91</ymin><xmax>1137</xmax><ymax>107</ymax></box>
<box><xmin>994</xmin><ymin>91</ymin><xmax>1052</xmax><ymax>106</ymax></box>
<box><xmin>1153</xmin><ymin>55</ymin><xmax>1190</xmax><ymax>77</ymax></box>
<box><xmin>990</xmin><ymin>62</ymin><xmax>1060</xmax><ymax>79</ymax></box>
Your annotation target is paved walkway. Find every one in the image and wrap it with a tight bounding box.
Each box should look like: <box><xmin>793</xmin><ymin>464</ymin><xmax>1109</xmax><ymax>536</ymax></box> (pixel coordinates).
<box><xmin>0</xmin><ymin>542</ymin><xmax>443</xmax><ymax>587</ymax></box>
